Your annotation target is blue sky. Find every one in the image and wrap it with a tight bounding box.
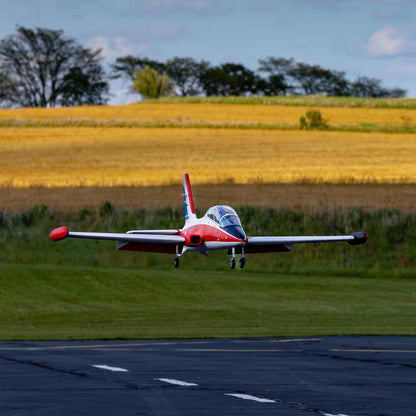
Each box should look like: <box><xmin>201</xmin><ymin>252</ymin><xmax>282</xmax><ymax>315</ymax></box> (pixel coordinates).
<box><xmin>1</xmin><ymin>0</ymin><xmax>416</xmax><ymax>104</ymax></box>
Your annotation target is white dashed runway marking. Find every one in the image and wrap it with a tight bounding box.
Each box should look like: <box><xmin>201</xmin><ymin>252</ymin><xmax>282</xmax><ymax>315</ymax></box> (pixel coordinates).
<box><xmin>323</xmin><ymin>413</ymin><xmax>350</xmax><ymax>416</ymax></box>
<box><xmin>225</xmin><ymin>393</ymin><xmax>276</xmax><ymax>403</ymax></box>
<box><xmin>156</xmin><ymin>378</ymin><xmax>198</xmax><ymax>386</ymax></box>
<box><xmin>92</xmin><ymin>365</ymin><xmax>129</xmax><ymax>372</ymax></box>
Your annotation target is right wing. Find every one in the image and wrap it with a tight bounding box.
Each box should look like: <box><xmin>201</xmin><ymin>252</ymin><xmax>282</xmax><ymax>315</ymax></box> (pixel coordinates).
<box><xmin>244</xmin><ymin>232</ymin><xmax>368</xmax><ymax>253</ymax></box>
<box><xmin>50</xmin><ymin>226</ymin><xmax>185</xmax><ymax>254</ymax></box>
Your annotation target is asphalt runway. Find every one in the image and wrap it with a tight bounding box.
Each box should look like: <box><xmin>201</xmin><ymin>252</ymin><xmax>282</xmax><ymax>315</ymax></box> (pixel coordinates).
<box><xmin>0</xmin><ymin>336</ymin><xmax>415</xmax><ymax>416</ymax></box>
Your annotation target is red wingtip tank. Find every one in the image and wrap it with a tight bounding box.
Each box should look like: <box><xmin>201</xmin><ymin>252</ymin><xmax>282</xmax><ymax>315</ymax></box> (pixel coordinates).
<box><xmin>50</xmin><ymin>226</ymin><xmax>69</xmax><ymax>241</ymax></box>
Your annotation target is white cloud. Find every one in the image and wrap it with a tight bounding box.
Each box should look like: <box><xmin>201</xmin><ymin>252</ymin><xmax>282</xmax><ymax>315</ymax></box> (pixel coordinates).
<box><xmin>87</xmin><ymin>36</ymin><xmax>148</xmax><ymax>62</ymax></box>
<box><xmin>367</xmin><ymin>26</ymin><xmax>405</xmax><ymax>57</ymax></box>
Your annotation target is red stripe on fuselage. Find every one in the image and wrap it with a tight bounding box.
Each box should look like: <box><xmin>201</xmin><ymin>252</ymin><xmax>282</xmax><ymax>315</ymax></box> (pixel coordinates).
<box><xmin>180</xmin><ymin>224</ymin><xmax>245</xmax><ymax>243</ymax></box>
<box><xmin>184</xmin><ymin>173</ymin><xmax>195</xmax><ymax>214</ymax></box>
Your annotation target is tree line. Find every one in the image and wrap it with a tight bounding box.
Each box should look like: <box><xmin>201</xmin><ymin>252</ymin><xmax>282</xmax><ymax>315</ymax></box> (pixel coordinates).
<box><xmin>0</xmin><ymin>27</ymin><xmax>407</xmax><ymax>107</ymax></box>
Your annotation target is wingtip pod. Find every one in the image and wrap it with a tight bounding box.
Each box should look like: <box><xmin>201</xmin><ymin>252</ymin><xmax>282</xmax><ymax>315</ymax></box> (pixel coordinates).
<box><xmin>50</xmin><ymin>226</ymin><xmax>69</xmax><ymax>241</ymax></box>
<box><xmin>348</xmin><ymin>231</ymin><xmax>368</xmax><ymax>245</ymax></box>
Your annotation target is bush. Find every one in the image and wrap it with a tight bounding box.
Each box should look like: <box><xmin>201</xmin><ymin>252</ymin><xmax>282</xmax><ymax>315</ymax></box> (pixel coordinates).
<box><xmin>300</xmin><ymin>109</ymin><xmax>329</xmax><ymax>129</ymax></box>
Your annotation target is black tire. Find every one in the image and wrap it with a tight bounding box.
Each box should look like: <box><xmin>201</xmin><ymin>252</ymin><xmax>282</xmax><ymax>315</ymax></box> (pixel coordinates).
<box><xmin>230</xmin><ymin>258</ymin><xmax>236</xmax><ymax>269</ymax></box>
<box><xmin>173</xmin><ymin>257</ymin><xmax>179</xmax><ymax>268</ymax></box>
<box><xmin>239</xmin><ymin>258</ymin><xmax>245</xmax><ymax>269</ymax></box>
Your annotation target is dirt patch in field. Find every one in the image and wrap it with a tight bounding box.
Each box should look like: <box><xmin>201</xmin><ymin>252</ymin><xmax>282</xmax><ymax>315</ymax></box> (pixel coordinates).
<box><xmin>1</xmin><ymin>183</ymin><xmax>414</xmax><ymax>213</ymax></box>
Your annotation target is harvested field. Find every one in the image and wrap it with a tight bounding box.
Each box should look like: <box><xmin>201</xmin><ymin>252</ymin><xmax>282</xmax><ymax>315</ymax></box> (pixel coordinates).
<box><xmin>1</xmin><ymin>183</ymin><xmax>415</xmax><ymax>213</ymax></box>
<box><xmin>1</xmin><ymin>127</ymin><xmax>416</xmax><ymax>188</ymax></box>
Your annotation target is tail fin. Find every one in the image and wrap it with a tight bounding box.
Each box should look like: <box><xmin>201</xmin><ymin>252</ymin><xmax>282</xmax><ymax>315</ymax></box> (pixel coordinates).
<box><xmin>183</xmin><ymin>173</ymin><xmax>197</xmax><ymax>222</ymax></box>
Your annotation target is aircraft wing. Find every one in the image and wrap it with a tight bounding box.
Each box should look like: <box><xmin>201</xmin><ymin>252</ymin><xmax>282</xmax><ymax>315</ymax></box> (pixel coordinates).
<box><xmin>50</xmin><ymin>226</ymin><xmax>185</xmax><ymax>254</ymax></box>
<box><xmin>244</xmin><ymin>232</ymin><xmax>368</xmax><ymax>253</ymax></box>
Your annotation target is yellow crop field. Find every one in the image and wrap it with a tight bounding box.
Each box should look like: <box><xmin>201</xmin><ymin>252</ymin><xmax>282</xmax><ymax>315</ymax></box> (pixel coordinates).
<box><xmin>1</xmin><ymin>103</ymin><xmax>416</xmax><ymax>127</ymax></box>
<box><xmin>1</xmin><ymin>127</ymin><xmax>415</xmax><ymax>188</ymax></box>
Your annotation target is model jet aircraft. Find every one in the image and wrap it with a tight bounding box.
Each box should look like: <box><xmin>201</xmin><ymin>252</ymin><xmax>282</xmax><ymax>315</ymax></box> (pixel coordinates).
<box><xmin>50</xmin><ymin>173</ymin><xmax>368</xmax><ymax>269</ymax></box>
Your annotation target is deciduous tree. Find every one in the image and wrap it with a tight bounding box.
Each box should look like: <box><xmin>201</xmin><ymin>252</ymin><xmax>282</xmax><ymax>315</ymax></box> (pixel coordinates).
<box><xmin>200</xmin><ymin>63</ymin><xmax>259</xmax><ymax>96</ymax></box>
<box><xmin>132</xmin><ymin>65</ymin><xmax>175</xmax><ymax>99</ymax></box>
<box><xmin>0</xmin><ymin>26</ymin><xmax>109</xmax><ymax>107</ymax></box>
<box><xmin>165</xmin><ymin>57</ymin><xmax>209</xmax><ymax>96</ymax></box>
<box><xmin>110</xmin><ymin>56</ymin><xmax>166</xmax><ymax>81</ymax></box>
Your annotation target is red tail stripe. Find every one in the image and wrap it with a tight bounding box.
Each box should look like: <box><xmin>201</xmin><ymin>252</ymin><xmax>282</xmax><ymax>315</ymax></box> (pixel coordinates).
<box><xmin>184</xmin><ymin>173</ymin><xmax>195</xmax><ymax>214</ymax></box>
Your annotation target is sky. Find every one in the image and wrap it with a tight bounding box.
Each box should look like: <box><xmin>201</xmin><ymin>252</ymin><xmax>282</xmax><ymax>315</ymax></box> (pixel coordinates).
<box><xmin>1</xmin><ymin>0</ymin><xmax>416</xmax><ymax>104</ymax></box>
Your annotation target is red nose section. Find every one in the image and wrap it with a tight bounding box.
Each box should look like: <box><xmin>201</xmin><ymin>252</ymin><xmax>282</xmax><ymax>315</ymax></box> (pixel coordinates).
<box><xmin>50</xmin><ymin>226</ymin><xmax>69</xmax><ymax>241</ymax></box>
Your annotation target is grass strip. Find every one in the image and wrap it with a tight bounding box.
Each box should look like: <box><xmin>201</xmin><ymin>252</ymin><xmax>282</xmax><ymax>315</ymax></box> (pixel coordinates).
<box><xmin>152</xmin><ymin>96</ymin><xmax>416</xmax><ymax>109</ymax></box>
<box><xmin>1</xmin><ymin>118</ymin><xmax>416</xmax><ymax>134</ymax></box>
<box><xmin>0</xmin><ymin>264</ymin><xmax>415</xmax><ymax>340</ymax></box>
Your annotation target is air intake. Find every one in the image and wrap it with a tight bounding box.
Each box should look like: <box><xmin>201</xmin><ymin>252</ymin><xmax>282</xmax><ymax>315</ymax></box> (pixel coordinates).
<box><xmin>189</xmin><ymin>235</ymin><xmax>202</xmax><ymax>245</ymax></box>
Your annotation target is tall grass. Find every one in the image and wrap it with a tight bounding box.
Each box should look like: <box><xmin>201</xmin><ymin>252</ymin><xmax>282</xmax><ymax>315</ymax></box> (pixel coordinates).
<box><xmin>1</xmin><ymin>119</ymin><xmax>416</xmax><ymax>134</ymax></box>
<box><xmin>0</xmin><ymin>205</ymin><xmax>414</xmax><ymax>276</ymax></box>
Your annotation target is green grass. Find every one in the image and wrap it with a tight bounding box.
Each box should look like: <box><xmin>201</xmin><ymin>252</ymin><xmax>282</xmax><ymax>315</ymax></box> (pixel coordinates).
<box><xmin>1</xmin><ymin>119</ymin><xmax>416</xmax><ymax>134</ymax></box>
<box><xmin>1</xmin><ymin>205</ymin><xmax>416</xmax><ymax>275</ymax></box>
<box><xmin>152</xmin><ymin>95</ymin><xmax>416</xmax><ymax>109</ymax></box>
<box><xmin>0</xmin><ymin>264</ymin><xmax>415</xmax><ymax>340</ymax></box>
<box><xmin>0</xmin><ymin>205</ymin><xmax>415</xmax><ymax>340</ymax></box>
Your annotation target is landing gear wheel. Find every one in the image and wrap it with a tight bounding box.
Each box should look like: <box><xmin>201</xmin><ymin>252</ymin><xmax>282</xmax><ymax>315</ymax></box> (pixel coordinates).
<box><xmin>173</xmin><ymin>257</ymin><xmax>180</xmax><ymax>268</ymax></box>
<box><xmin>239</xmin><ymin>257</ymin><xmax>246</xmax><ymax>269</ymax></box>
<box><xmin>230</xmin><ymin>258</ymin><xmax>236</xmax><ymax>269</ymax></box>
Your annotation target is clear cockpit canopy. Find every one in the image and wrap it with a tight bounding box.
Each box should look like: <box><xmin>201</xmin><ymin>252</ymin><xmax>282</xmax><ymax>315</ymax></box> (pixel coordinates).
<box><xmin>205</xmin><ymin>205</ymin><xmax>242</xmax><ymax>229</ymax></box>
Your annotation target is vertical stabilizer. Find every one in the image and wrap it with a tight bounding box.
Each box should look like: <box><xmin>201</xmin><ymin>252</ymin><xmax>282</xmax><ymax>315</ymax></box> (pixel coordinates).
<box><xmin>183</xmin><ymin>173</ymin><xmax>197</xmax><ymax>223</ymax></box>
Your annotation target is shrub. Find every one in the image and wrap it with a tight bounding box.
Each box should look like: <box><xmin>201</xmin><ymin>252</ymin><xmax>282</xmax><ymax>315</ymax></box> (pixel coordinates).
<box><xmin>300</xmin><ymin>109</ymin><xmax>329</xmax><ymax>129</ymax></box>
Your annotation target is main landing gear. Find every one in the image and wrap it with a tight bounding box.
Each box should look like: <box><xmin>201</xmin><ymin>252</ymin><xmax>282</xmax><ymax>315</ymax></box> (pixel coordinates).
<box><xmin>230</xmin><ymin>257</ymin><xmax>236</xmax><ymax>269</ymax></box>
<box><xmin>173</xmin><ymin>256</ymin><xmax>179</xmax><ymax>268</ymax></box>
<box><xmin>173</xmin><ymin>245</ymin><xmax>180</xmax><ymax>268</ymax></box>
<box><xmin>172</xmin><ymin>246</ymin><xmax>246</xmax><ymax>269</ymax></box>
<box><xmin>230</xmin><ymin>247</ymin><xmax>246</xmax><ymax>269</ymax></box>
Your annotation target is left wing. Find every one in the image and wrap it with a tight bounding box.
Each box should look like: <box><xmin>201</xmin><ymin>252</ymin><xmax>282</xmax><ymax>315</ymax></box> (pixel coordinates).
<box><xmin>243</xmin><ymin>232</ymin><xmax>368</xmax><ymax>253</ymax></box>
<box><xmin>50</xmin><ymin>226</ymin><xmax>185</xmax><ymax>254</ymax></box>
